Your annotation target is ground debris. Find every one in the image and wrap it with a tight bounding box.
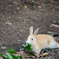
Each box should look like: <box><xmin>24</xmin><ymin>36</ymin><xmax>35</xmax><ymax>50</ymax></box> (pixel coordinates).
<box><xmin>0</xmin><ymin>57</ymin><xmax>3</xmax><ymax>59</ymax></box>
<box><xmin>5</xmin><ymin>21</ymin><xmax>12</xmax><ymax>25</ymax></box>
<box><xmin>13</xmin><ymin>48</ymin><xmax>50</xmax><ymax>59</ymax></box>
<box><xmin>51</xmin><ymin>24</ymin><xmax>59</xmax><ymax>28</ymax></box>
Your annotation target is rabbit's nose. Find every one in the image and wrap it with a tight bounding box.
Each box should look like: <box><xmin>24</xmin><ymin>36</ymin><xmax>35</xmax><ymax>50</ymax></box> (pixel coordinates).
<box><xmin>26</xmin><ymin>41</ymin><xmax>29</xmax><ymax>44</ymax></box>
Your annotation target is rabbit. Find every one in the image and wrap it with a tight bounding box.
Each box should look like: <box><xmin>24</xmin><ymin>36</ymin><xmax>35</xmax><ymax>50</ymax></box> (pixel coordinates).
<box><xmin>26</xmin><ymin>26</ymin><xmax>59</xmax><ymax>54</ymax></box>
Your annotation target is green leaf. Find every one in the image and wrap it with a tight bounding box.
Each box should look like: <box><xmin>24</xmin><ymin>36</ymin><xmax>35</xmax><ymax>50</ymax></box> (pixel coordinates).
<box><xmin>32</xmin><ymin>0</ymin><xmax>35</xmax><ymax>4</ymax></box>
<box><xmin>16</xmin><ymin>39</ymin><xmax>20</xmax><ymax>41</ymax></box>
<box><xmin>30</xmin><ymin>18</ymin><xmax>34</xmax><ymax>20</ymax></box>
<box><xmin>23</xmin><ymin>44</ymin><xmax>32</xmax><ymax>51</ymax></box>
<box><xmin>46</xmin><ymin>49</ymin><xmax>51</xmax><ymax>52</ymax></box>
<box><xmin>22</xmin><ymin>44</ymin><xmax>25</xmax><ymax>47</ymax></box>
<box><xmin>18</xmin><ymin>17</ymin><xmax>22</xmax><ymax>19</ymax></box>
<box><xmin>11</xmin><ymin>54</ymin><xmax>17</xmax><ymax>59</ymax></box>
<box><xmin>0</xmin><ymin>54</ymin><xmax>8</xmax><ymax>59</ymax></box>
<box><xmin>8</xmin><ymin>48</ymin><xmax>15</xmax><ymax>54</ymax></box>
<box><xmin>17</xmin><ymin>55</ymin><xmax>22</xmax><ymax>59</ymax></box>
<box><xmin>1</xmin><ymin>47</ymin><xmax>7</xmax><ymax>49</ymax></box>
<box><xmin>6</xmin><ymin>53</ymin><xmax>12</xmax><ymax>59</ymax></box>
<box><xmin>2</xmin><ymin>15</ymin><xmax>6</xmax><ymax>19</ymax></box>
<box><xmin>12</xmin><ymin>54</ymin><xmax>22</xmax><ymax>59</ymax></box>
<box><xmin>50</xmin><ymin>25</ymin><xmax>53</xmax><ymax>27</ymax></box>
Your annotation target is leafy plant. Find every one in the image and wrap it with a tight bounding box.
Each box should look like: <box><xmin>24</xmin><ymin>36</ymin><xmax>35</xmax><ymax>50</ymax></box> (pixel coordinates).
<box><xmin>0</xmin><ymin>49</ymin><xmax>22</xmax><ymax>59</ymax></box>
<box><xmin>23</xmin><ymin>44</ymin><xmax>35</xmax><ymax>56</ymax></box>
<box><xmin>22</xmin><ymin>44</ymin><xmax>32</xmax><ymax>51</ymax></box>
<box><xmin>8</xmin><ymin>48</ymin><xmax>15</xmax><ymax>54</ymax></box>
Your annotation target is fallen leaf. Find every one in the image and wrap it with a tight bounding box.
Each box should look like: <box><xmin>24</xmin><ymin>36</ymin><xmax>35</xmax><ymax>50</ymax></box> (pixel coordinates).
<box><xmin>32</xmin><ymin>0</ymin><xmax>35</xmax><ymax>4</ymax></box>
<box><xmin>2</xmin><ymin>15</ymin><xmax>5</xmax><ymax>19</ymax></box>
<box><xmin>33</xmin><ymin>53</ymin><xmax>40</xmax><ymax>58</ymax></box>
<box><xmin>50</xmin><ymin>25</ymin><xmax>53</xmax><ymax>27</ymax></box>
<box><xmin>1</xmin><ymin>47</ymin><xmax>7</xmax><ymax>49</ymax></box>
<box><xmin>16</xmin><ymin>39</ymin><xmax>20</xmax><ymax>41</ymax></box>
<box><xmin>20</xmin><ymin>30</ymin><xmax>23</xmax><ymax>32</ymax></box>
<box><xmin>0</xmin><ymin>57</ymin><xmax>3</xmax><ymax>59</ymax></box>
<box><xmin>17</xmin><ymin>51</ymin><xmax>25</xmax><ymax>56</ymax></box>
<box><xmin>33</xmin><ymin>52</ymin><xmax>49</xmax><ymax>58</ymax></box>
<box><xmin>24</xmin><ymin>6</ymin><xmax>27</xmax><ymax>8</ymax></box>
<box><xmin>18</xmin><ymin>17</ymin><xmax>22</xmax><ymax>19</ymax></box>
<box><xmin>42</xmin><ymin>52</ymin><xmax>49</xmax><ymax>56</ymax></box>
<box><xmin>47</xmin><ymin>31</ymin><xmax>54</xmax><ymax>34</ymax></box>
<box><xmin>5</xmin><ymin>21</ymin><xmax>12</xmax><ymax>25</ymax></box>
<box><xmin>24</xmin><ymin>19</ymin><xmax>27</xmax><ymax>22</ymax></box>
<box><xmin>51</xmin><ymin>24</ymin><xmax>59</xmax><ymax>28</ymax></box>
<box><xmin>30</xmin><ymin>18</ymin><xmax>34</xmax><ymax>20</ymax></box>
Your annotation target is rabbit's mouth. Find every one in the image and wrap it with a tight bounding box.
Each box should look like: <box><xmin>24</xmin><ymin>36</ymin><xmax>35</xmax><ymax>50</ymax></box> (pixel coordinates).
<box><xmin>26</xmin><ymin>41</ymin><xmax>30</xmax><ymax>44</ymax></box>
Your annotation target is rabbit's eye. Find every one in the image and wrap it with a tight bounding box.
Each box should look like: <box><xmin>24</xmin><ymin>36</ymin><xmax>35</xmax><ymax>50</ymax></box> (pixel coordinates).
<box><xmin>31</xmin><ymin>38</ymin><xmax>33</xmax><ymax>40</ymax></box>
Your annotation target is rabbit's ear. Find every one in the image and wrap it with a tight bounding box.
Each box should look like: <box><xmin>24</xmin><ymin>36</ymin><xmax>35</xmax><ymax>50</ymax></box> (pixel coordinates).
<box><xmin>34</xmin><ymin>28</ymin><xmax>39</xmax><ymax>36</ymax></box>
<box><xmin>30</xmin><ymin>26</ymin><xmax>33</xmax><ymax>35</ymax></box>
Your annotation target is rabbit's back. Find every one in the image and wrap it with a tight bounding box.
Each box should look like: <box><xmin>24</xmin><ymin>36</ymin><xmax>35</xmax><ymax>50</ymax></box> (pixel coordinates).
<box><xmin>36</xmin><ymin>34</ymin><xmax>56</xmax><ymax>48</ymax></box>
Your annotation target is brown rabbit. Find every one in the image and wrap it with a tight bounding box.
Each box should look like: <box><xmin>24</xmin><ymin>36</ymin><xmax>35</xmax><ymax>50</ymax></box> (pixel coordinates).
<box><xmin>26</xmin><ymin>26</ymin><xmax>59</xmax><ymax>54</ymax></box>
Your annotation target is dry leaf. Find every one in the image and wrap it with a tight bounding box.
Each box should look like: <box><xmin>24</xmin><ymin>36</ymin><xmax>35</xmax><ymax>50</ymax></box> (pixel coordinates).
<box><xmin>20</xmin><ymin>30</ymin><xmax>23</xmax><ymax>31</ymax></box>
<box><xmin>5</xmin><ymin>21</ymin><xmax>12</xmax><ymax>25</ymax></box>
<box><xmin>42</xmin><ymin>52</ymin><xmax>49</xmax><ymax>56</ymax></box>
<box><xmin>17</xmin><ymin>51</ymin><xmax>25</xmax><ymax>56</ymax></box>
<box><xmin>0</xmin><ymin>57</ymin><xmax>3</xmax><ymax>59</ymax></box>
<box><xmin>33</xmin><ymin>52</ymin><xmax>49</xmax><ymax>58</ymax></box>
<box><xmin>51</xmin><ymin>24</ymin><xmax>59</xmax><ymax>28</ymax></box>
<box><xmin>33</xmin><ymin>53</ymin><xmax>40</xmax><ymax>58</ymax></box>
<box><xmin>24</xmin><ymin>6</ymin><xmax>27</xmax><ymax>8</ymax></box>
<box><xmin>47</xmin><ymin>31</ymin><xmax>53</xmax><ymax>34</ymax></box>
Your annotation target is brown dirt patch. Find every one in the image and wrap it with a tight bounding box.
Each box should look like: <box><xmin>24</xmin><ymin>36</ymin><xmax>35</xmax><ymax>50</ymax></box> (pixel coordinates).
<box><xmin>0</xmin><ymin>0</ymin><xmax>59</xmax><ymax>57</ymax></box>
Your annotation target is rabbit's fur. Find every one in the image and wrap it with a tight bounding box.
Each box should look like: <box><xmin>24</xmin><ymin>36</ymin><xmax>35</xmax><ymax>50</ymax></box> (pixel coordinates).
<box><xmin>26</xmin><ymin>26</ymin><xmax>59</xmax><ymax>54</ymax></box>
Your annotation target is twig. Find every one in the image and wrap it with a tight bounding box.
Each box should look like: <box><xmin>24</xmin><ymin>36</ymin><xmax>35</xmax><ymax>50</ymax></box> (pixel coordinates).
<box><xmin>51</xmin><ymin>24</ymin><xmax>59</xmax><ymax>28</ymax></box>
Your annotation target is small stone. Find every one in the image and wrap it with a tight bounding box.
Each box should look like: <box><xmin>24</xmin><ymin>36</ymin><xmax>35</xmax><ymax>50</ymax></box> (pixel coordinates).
<box><xmin>53</xmin><ymin>21</ymin><xmax>56</xmax><ymax>23</ymax></box>
<box><xmin>38</xmin><ymin>6</ymin><xmax>42</xmax><ymax>9</ymax></box>
<box><xmin>17</xmin><ymin>7</ymin><xmax>20</xmax><ymax>10</ymax></box>
<box><xmin>8</xmin><ymin>16</ymin><xmax>11</xmax><ymax>18</ymax></box>
<box><xmin>52</xmin><ymin>9</ymin><xmax>55</xmax><ymax>11</ymax></box>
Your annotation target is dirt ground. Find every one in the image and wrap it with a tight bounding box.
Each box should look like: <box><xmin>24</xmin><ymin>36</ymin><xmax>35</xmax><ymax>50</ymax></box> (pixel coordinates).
<box><xmin>0</xmin><ymin>0</ymin><xmax>59</xmax><ymax>55</ymax></box>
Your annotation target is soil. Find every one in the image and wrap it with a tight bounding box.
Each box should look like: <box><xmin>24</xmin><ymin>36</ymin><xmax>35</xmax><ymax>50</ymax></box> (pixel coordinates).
<box><xmin>0</xmin><ymin>0</ymin><xmax>59</xmax><ymax>56</ymax></box>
